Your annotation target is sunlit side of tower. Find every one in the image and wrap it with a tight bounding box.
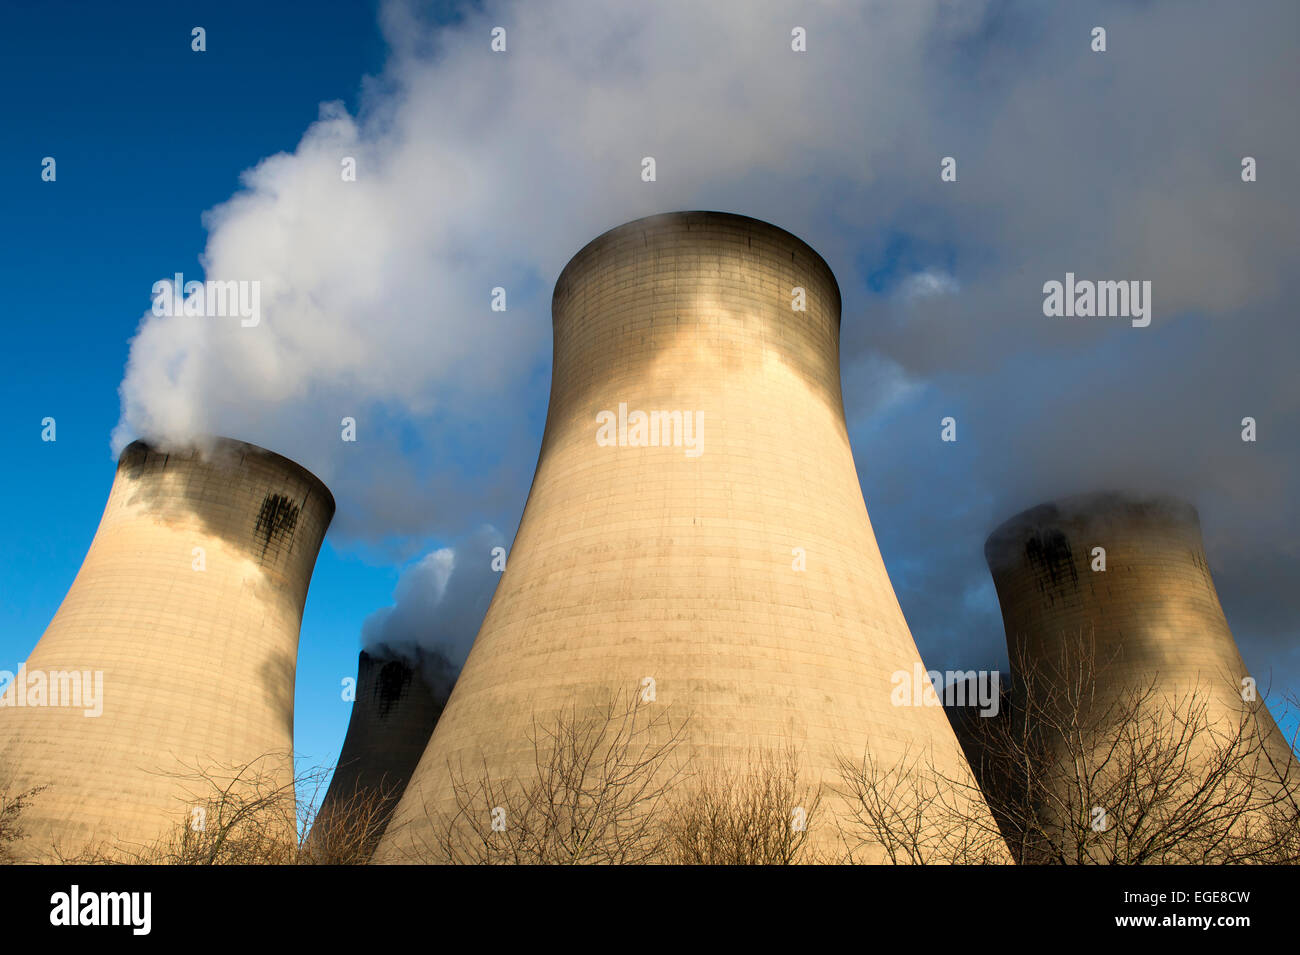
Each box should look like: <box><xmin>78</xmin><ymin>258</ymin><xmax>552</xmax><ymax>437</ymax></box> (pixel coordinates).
<box><xmin>377</xmin><ymin>211</ymin><xmax>1002</xmax><ymax>861</ymax></box>
<box><xmin>0</xmin><ymin>438</ymin><xmax>333</xmax><ymax>861</ymax></box>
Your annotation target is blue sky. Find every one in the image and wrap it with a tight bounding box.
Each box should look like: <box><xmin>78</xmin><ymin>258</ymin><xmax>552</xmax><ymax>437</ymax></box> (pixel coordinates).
<box><xmin>2</xmin><ymin>0</ymin><xmax>1297</xmax><ymax>790</ymax></box>
<box><xmin>0</xmin><ymin>0</ymin><xmax>402</xmax><ymax>773</ymax></box>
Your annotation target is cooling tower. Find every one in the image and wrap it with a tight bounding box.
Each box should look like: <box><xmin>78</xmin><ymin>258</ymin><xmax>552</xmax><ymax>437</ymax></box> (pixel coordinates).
<box><xmin>311</xmin><ymin>649</ymin><xmax>447</xmax><ymax>859</ymax></box>
<box><xmin>986</xmin><ymin>493</ymin><xmax>1290</xmax><ymax>738</ymax></box>
<box><xmin>376</xmin><ymin>211</ymin><xmax>1003</xmax><ymax>862</ymax></box>
<box><xmin>0</xmin><ymin>437</ymin><xmax>333</xmax><ymax>861</ymax></box>
<box><xmin>984</xmin><ymin>492</ymin><xmax>1296</xmax><ymax>857</ymax></box>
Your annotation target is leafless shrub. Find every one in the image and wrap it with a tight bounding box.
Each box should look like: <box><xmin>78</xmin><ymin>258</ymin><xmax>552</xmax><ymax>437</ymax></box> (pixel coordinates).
<box><xmin>847</xmin><ymin>632</ymin><xmax>1300</xmax><ymax>864</ymax></box>
<box><xmin>0</xmin><ymin>776</ymin><xmax>46</xmax><ymax>864</ymax></box>
<box><xmin>665</xmin><ymin>746</ymin><xmax>822</xmax><ymax>864</ymax></box>
<box><xmin>298</xmin><ymin>773</ymin><xmax>401</xmax><ymax>865</ymax></box>
<box><xmin>412</xmin><ymin>691</ymin><xmax>690</xmax><ymax>864</ymax></box>
<box><xmin>128</xmin><ymin>753</ymin><xmax>302</xmax><ymax>865</ymax></box>
<box><xmin>45</xmin><ymin>753</ymin><xmax>401</xmax><ymax>865</ymax></box>
<box><xmin>999</xmin><ymin>635</ymin><xmax>1298</xmax><ymax>863</ymax></box>
<box><xmin>834</xmin><ymin>745</ymin><xmax>1008</xmax><ymax>864</ymax></box>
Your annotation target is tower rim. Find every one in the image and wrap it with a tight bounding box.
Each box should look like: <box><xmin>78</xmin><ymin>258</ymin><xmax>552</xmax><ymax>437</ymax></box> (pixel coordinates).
<box><xmin>552</xmin><ymin>210</ymin><xmax>843</xmax><ymax>323</ymax></box>
<box><xmin>984</xmin><ymin>490</ymin><xmax>1201</xmax><ymax>571</ymax></box>
<box><xmin>120</xmin><ymin>434</ymin><xmax>336</xmax><ymax>517</ymax></box>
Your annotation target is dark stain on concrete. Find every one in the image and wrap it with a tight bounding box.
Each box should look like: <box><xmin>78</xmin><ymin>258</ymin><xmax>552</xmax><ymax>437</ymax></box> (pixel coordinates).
<box><xmin>1025</xmin><ymin>529</ymin><xmax>1078</xmax><ymax>594</ymax></box>
<box><xmin>255</xmin><ymin>493</ymin><xmax>299</xmax><ymax>555</ymax></box>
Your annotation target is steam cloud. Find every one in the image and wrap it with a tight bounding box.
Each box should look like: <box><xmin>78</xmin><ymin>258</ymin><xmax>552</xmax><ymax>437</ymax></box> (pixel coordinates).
<box><xmin>111</xmin><ymin>1</ymin><xmax>1300</xmax><ymax>703</ymax></box>
<box><xmin>362</xmin><ymin>525</ymin><xmax>505</xmax><ymax>693</ymax></box>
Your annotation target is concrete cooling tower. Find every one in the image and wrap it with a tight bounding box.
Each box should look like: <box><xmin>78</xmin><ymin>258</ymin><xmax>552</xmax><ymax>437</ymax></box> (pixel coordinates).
<box><xmin>376</xmin><ymin>211</ymin><xmax>1003</xmax><ymax>862</ymax></box>
<box><xmin>985</xmin><ymin>493</ymin><xmax>1291</xmax><ymax>744</ymax></box>
<box><xmin>0</xmin><ymin>437</ymin><xmax>333</xmax><ymax>861</ymax></box>
<box><xmin>311</xmin><ymin>649</ymin><xmax>447</xmax><ymax>859</ymax></box>
<box><xmin>983</xmin><ymin>492</ymin><xmax>1296</xmax><ymax>856</ymax></box>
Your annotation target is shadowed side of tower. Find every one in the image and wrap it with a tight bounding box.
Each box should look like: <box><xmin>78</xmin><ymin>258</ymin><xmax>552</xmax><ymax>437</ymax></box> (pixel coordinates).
<box><xmin>376</xmin><ymin>211</ymin><xmax>1002</xmax><ymax>862</ymax></box>
<box><xmin>310</xmin><ymin>649</ymin><xmax>447</xmax><ymax>860</ymax></box>
<box><xmin>0</xmin><ymin>437</ymin><xmax>333</xmax><ymax>861</ymax></box>
<box><xmin>943</xmin><ymin>673</ymin><xmax>1021</xmax><ymax>849</ymax></box>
